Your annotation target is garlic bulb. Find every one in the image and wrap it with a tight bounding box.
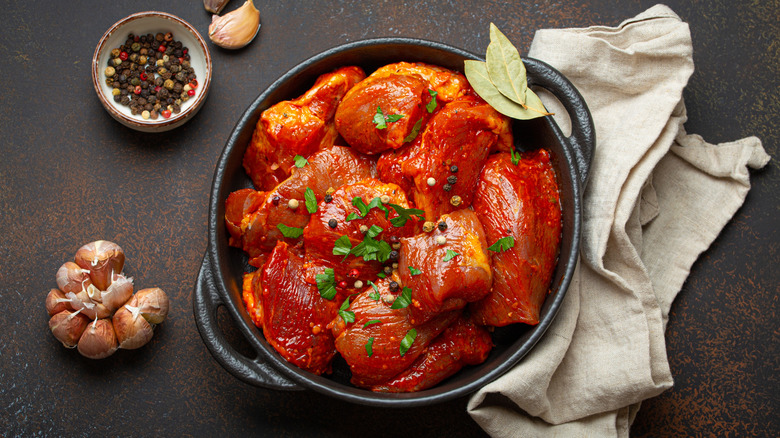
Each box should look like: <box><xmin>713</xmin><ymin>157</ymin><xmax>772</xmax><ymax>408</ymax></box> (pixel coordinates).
<box><xmin>208</xmin><ymin>0</ymin><xmax>261</xmax><ymax>49</ymax></box>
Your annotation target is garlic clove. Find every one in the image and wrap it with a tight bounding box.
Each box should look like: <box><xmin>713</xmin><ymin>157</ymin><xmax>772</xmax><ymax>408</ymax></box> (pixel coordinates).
<box><xmin>208</xmin><ymin>0</ymin><xmax>261</xmax><ymax>50</ymax></box>
<box><xmin>101</xmin><ymin>274</ymin><xmax>134</xmax><ymax>311</ymax></box>
<box><xmin>131</xmin><ymin>288</ymin><xmax>170</xmax><ymax>324</ymax></box>
<box><xmin>74</xmin><ymin>240</ymin><xmax>125</xmax><ymax>291</ymax></box>
<box><xmin>56</xmin><ymin>261</ymin><xmax>92</xmax><ymax>295</ymax></box>
<box><xmin>113</xmin><ymin>304</ymin><xmax>154</xmax><ymax>349</ymax></box>
<box><xmin>77</xmin><ymin>318</ymin><xmax>118</xmax><ymax>359</ymax></box>
<box><xmin>204</xmin><ymin>0</ymin><xmax>231</xmax><ymax>14</ymax></box>
<box><xmin>46</xmin><ymin>288</ymin><xmax>70</xmax><ymax>316</ymax></box>
<box><xmin>49</xmin><ymin>310</ymin><xmax>90</xmax><ymax>348</ymax></box>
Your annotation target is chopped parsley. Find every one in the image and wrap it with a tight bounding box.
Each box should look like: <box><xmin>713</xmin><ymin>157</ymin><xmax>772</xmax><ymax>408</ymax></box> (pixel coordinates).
<box><xmin>366</xmin><ymin>337</ymin><xmax>375</xmax><ymax>357</ymax></box>
<box><xmin>331</xmin><ymin>226</ymin><xmax>392</xmax><ymax>263</ymax></box>
<box><xmin>332</xmin><ymin>235</ymin><xmax>353</xmax><ymax>259</ymax></box>
<box><xmin>315</xmin><ymin>268</ymin><xmax>336</xmax><ymax>300</ymax></box>
<box><xmin>403</xmin><ymin>118</ymin><xmax>423</xmax><ymax>143</ymax></box>
<box><xmin>387</xmin><ymin>203</ymin><xmax>425</xmax><ymax>227</ymax></box>
<box><xmin>338</xmin><ymin>297</ymin><xmax>355</xmax><ymax>323</ymax></box>
<box><xmin>373</xmin><ymin>106</ymin><xmax>404</xmax><ymax>130</ymax></box>
<box><xmin>390</xmin><ymin>287</ymin><xmax>412</xmax><ymax>309</ymax></box>
<box><xmin>426</xmin><ymin>89</ymin><xmax>438</xmax><ymax>113</ymax></box>
<box><xmin>276</xmin><ymin>223</ymin><xmax>304</xmax><ymax>239</ymax></box>
<box><xmin>293</xmin><ymin>155</ymin><xmax>308</xmax><ymax>168</ymax></box>
<box><xmin>366</xmin><ymin>280</ymin><xmax>381</xmax><ymax>300</ymax></box>
<box><xmin>510</xmin><ymin>148</ymin><xmax>521</xmax><ymax>165</ymax></box>
<box><xmin>346</xmin><ymin>196</ymin><xmax>388</xmax><ymax>222</ymax></box>
<box><xmin>399</xmin><ymin>328</ymin><xmax>417</xmax><ymax>356</ymax></box>
<box><xmin>304</xmin><ymin>187</ymin><xmax>317</xmax><ymax>214</ymax></box>
<box><xmin>363</xmin><ymin>319</ymin><xmax>381</xmax><ymax>328</ymax></box>
<box><xmin>443</xmin><ymin>249</ymin><xmax>461</xmax><ymax>262</ymax></box>
<box><xmin>408</xmin><ymin>266</ymin><xmax>422</xmax><ymax>276</ymax></box>
<box><xmin>488</xmin><ymin>236</ymin><xmax>515</xmax><ymax>252</ymax></box>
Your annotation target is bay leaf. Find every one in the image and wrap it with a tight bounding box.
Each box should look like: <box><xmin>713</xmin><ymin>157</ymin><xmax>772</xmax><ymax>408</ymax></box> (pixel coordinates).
<box><xmin>464</xmin><ymin>60</ymin><xmax>549</xmax><ymax>120</ymax></box>
<box><xmin>486</xmin><ymin>23</ymin><xmax>527</xmax><ymax>106</ymax></box>
<box><xmin>524</xmin><ymin>87</ymin><xmax>552</xmax><ymax>116</ymax></box>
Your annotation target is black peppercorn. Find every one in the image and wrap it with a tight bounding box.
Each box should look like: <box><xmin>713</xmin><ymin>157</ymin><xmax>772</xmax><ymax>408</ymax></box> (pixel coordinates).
<box><xmin>438</xmin><ymin>221</ymin><xmax>448</xmax><ymax>231</ymax></box>
<box><xmin>447</xmin><ymin>175</ymin><xmax>457</xmax><ymax>184</ymax></box>
<box><xmin>388</xmin><ymin>250</ymin><xmax>399</xmax><ymax>261</ymax></box>
<box><xmin>443</xmin><ymin>184</ymin><xmax>453</xmax><ymax>192</ymax></box>
<box><xmin>324</xmin><ymin>194</ymin><xmax>333</xmax><ymax>203</ymax></box>
<box><xmin>328</xmin><ymin>219</ymin><xmax>338</xmax><ymax>229</ymax></box>
<box><xmin>271</xmin><ymin>195</ymin><xmax>281</xmax><ymax>206</ymax></box>
<box><xmin>383</xmin><ymin>266</ymin><xmax>392</xmax><ymax>275</ymax></box>
<box><xmin>450</xmin><ymin>165</ymin><xmax>458</xmax><ymax>173</ymax></box>
<box><xmin>389</xmin><ymin>281</ymin><xmax>399</xmax><ymax>292</ymax></box>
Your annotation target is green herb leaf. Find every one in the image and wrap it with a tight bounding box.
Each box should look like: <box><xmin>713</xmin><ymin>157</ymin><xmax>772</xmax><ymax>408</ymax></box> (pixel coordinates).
<box><xmin>443</xmin><ymin>249</ymin><xmax>461</xmax><ymax>262</ymax></box>
<box><xmin>333</xmin><ymin>235</ymin><xmax>353</xmax><ymax>259</ymax></box>
<box><xmin>363</xmin><ymin>319</ymin><xmax>381</xmax><ymax>328</ymax></box>
<box><xmin>369</xmin><ymin>291</ymin><xmax>381</xmax><ymax>300</ymax></box>
<box><xmin>510</xmin><ymin>148</ymin><xmax>521</xmax><ymax>165</ymax></box>
<box><xmin>304</xmin><ymin>187</ymin><xmax>317</xmax><ymax>214</ymax></box>
<box><xmin>367</xmin><ymin>280</ymin><xmax>380</xmax><ymax>294</ymax></box>
<box><xmin>277</xmin><ymin>223</ymin><xmax>304</xmax><ymax>239</ymax></box>
<box><xmin>338</xmin><ymin>297</ymin><xmax>355</xmax><ymax>323</ymax></box>
<box><xmin>376</xmin><ymin>272</ymin><xmax>387</xmax><ymax>279</ymax></box>
<box><xmin>486</xmin><ymin>23</ymin><xmax>528</xmax><ymax>106</ymax></box>
<box><xmin>426</xmin><ymin>89</ymin><xmax>438</xmax><ymax>113</ymax></box>
<box><xmin>390</xmin><ymin>287</ymin><xmax>412</xmax><ymax>309</ymax></box>
<box><xmin>366</xmin><ymin>197</ymin><xmax>389</xmax><ymax>218</ymax></box>
<box><xmin>315</xmin><ymin>268</ymin><xmax>336</xmax><ymax>300</ymax></box>
<box><xmin>399</xmin><ymin>328</ymin><xmax>417</xmax><ymax>356</ymax></box>
<box><xmin>352</xmin><ymin>196</ymin><xmax>369</xmax><ymax>217</ymax></box>
<box><xmin>345</xmin><ymin>212</ymin><xmax>361</xmax><ymax>222</ymax></box>
<box><xmin>366</xmin><ymin>337</ymin><xmax>375</xmax><ymax>357</ymax></box>
<box><xmin>408</xmin><ymin>266</ymin><xmax>422</xmax><ymax>276</ymax></box>
<box><xmin>488</xmin><ymin>235</ymin><xmax>515</xmax><ymax>252</ymax></box>
<box><xmin>373</xmin><ymin>106</ymin><xmax>404</xmax><ymax>129</ymax></box>
<box><xmin>403</xmin><ymin>118</ymin><xmax>423</xmax><ymax>143</ymax></box>
<box><xmin>387</xmin><ymin>203</ymin><xmax>425</xmax><ymax>227</ymax></box>
<box><xmin>293</xmin><ymin>155</ymin><xmax>308</xmax><ymax>168</ymax></box>
<box><xmin>373</xmin><ymin>107</ymin><xmax>388</xmax><ymax>129</ymax></box>
<box><xmin>366</xmin><ymin>225</ymin><xmax>384</xmax><ymax>239</ymax></box>
<box><xmin>464</xmin><ymin>60</ymin><xmax>551</xmax><ymax>120</ymax></box>
<box><xmin>376</xmin><ymin>240</ymin><xmax>393</xmax><ymax>263</ymax></box>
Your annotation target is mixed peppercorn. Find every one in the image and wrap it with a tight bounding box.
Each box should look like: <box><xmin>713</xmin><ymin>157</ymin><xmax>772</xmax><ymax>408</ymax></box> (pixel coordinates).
<box><xmin>104</xmin><ymin>32</ymin><xmax>198</xmax><ymax>120</ymax></box>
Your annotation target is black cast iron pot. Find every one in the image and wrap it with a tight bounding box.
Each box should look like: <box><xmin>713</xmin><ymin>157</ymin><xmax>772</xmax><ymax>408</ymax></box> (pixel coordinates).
<box><xmin>193</xmin><ymin>38</ymin><xmax>594</xmax><ymax>407</ymax></box>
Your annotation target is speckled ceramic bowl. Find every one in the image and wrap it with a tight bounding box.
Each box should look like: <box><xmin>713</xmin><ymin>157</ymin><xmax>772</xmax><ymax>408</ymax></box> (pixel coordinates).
<box><xmin>91</xmin><ymin>11</ymin><xmax>212</xmax><ymax>132</ymax></box>
<box><xmin>194</xmin><ymin>38</ymin><xmax>594</xmax><ymax>407</ymax></box>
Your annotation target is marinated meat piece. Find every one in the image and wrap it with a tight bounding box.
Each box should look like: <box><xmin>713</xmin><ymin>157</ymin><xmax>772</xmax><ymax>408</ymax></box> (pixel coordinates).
<box><xmin>470</xmin><ymin>150</ymin><xmax>562</xmax><ymax>326</ymax></box>
<box><xmin>371</xmin><ymin>315</ymin><xmax>493</xmax><ymax>392</ymax></box>
<box><xmin>398</xmin><ymin>209</ymin><xmax>492</xmax><ymax>325</ymax></box>
<box><xmin>242</xmin><ymin>268</ymin><xmax>264</xmax><ymax>328</ymax></box>
<box><xmin>331</xmin><ymin>278</ymin><xmax>460</xmax><ymax>388</ymax></box>
<box><xmin>243</xmin><ymin>66</ymin><xmax>366</xmax><ymax>190</ymax></box>
<box><xmin>225</xmin><ymin>188</ymin><xmax>265</xmax><ymax>249</ymax></box>
<box><xmin>302</xmin><ymin>179</ymin><xmax>419</xmax><ymax>289</ymax></box>
<box><xmin>401</xmin><ymin>94</ymin><xmax>513</xmax><ymax>220</ymax></box>
<box><xmin>335</xmin><ymin>74</ymin><xmax>432</xmax><ymax>155</ymax></box>
<box><xmin>229</xmin><ymin>145</ymin><xmax>376</xmax><ymax>266</ymax></box>
<box><xmin>367</xmin><ymin>62</ymin><xmax>470</xmax><ymax>105</ymax></box>
<box><xmin>260</xmin><ymin>242</ymin><xmax>339</xmax><ymax>375</ymax></box>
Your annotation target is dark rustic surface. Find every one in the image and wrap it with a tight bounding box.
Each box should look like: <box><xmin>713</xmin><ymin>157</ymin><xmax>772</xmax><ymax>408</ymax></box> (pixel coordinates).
<box><xmin>0</xmin><ymin>1</ymin><xmax>776</xmax><ymax>436</ymax></box>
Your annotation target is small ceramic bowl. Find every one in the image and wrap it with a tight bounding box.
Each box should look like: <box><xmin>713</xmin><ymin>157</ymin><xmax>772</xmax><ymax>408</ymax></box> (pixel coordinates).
<box><xmin>92</xmin><ymin>11</ymin><xmax>212</xmax><ymax>132</ymax></box>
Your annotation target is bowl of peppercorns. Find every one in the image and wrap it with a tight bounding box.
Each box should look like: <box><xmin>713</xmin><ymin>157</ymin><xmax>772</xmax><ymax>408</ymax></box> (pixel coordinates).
<box><xmin>92</xmin><ymin>11</ymin><xmax>212</xmax><ymax>132</ymax></box>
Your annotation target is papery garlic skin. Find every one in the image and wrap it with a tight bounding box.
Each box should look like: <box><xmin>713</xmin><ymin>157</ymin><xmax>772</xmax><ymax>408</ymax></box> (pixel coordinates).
<box><xmin>131</xmin><ymin>288</ymin><xmax>170</xmax><ymax>324</ymax></box>
<box><xmin>102</xmin><ymin>274</ymin><xmax>134</xmax><ymax>311</ymax></box>
<box><xmin>56</xmin><ymin>262</ymin><xmax>92</xmax><ymax>294</ymax></box>
<box><xmin>113</xmin><ymin>304</ymin><xmax>154</xmax><ymax>350</ymax></box>
<box><xmin>77</xmin><ymin>318</ymin><xmax>118</xmax><ymax>359</ymax></box>
<box><xmin>49</xmin><ymin>310</ymin><xmax>89</xmax><ymax>348</ymax></box>
<box><xmin>67</xmin><ymin>291</ymin><xmax>112</xmax><ymax>320</ymax></box>
<box><xmin>74</xmin><ymin>240</ymin><xmax>125</xmax><ymax>291</ymax></box>
<box><xmin>208</xmin><ymin>0</ymin><xmax>261</xmax><ymax>49</ymax></box>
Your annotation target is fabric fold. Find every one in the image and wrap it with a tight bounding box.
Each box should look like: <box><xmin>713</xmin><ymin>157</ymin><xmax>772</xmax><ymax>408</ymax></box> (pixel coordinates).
<box><xmin>467</xmin><ymin>4</ymin><xmax>770</xmax><ymax>437</ymax></box>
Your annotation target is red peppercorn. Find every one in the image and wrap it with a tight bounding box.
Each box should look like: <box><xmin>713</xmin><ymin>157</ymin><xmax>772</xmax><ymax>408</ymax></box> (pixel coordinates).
<box><xmin>154</xmin><ymin>86</ymin><xmax>162</xmax><ymax>93</ymax></box>
<box><xmin>338</xmin><ymin>280</ymin><xmax>348</xmax><ymax>288</ymax></box>
<box><xmin>187</xmin><ymin>89</ymin><xmax>196</xmax><ymax>96</ymax></box>
<box><xmin>190</xmin><ymin>79</ymin><xmax>198</xmax><ymax>88</ymax></box>
<box><xmin>140</xmin><ymin>72</ymin><xmax>147</xmax><ymax>81</ymax></box>
<box><xmin>161</xmin><ymin>109</ymin><xmax>172</xmax><ymax>118</ymax></box>
<box><xmin>348</xmin><ymin>269</ymin><xmax>359</xmax><ymax>278</ymax></box>
<box><xmin>183</xmin><ymin>48</ymin><xmax>188</xmax><ymax>54</ymax></box>
<box><xmin>157</xmin><ymin>45</ymin><xmax>166</xmax><ymax>52</ymax></box>
<box><xmin>119</xmin><ymin>51</ymin><xmax>128</xmax><ymax>61</ymax></box>
<box><xmin>133</xmin><ymin>85</ymin><xmax>142</xmax><ymax>95</ymax></box>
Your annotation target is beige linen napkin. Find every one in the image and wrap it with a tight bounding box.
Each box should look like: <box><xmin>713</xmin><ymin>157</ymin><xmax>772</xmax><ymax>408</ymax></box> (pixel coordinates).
<box><xmin>467</xmin><ymin>5</ymin><xmax>770</xmax><ymax>436</ymax></box>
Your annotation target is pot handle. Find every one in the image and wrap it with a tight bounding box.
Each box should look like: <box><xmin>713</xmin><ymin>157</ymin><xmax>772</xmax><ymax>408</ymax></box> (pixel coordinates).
<box><xmin>193</xmin><ymin>254</ymin><xmax>301</xmax><ymax>390</ymax></box>
<box><xmin>525</xmin><ymin>57</ymin><xmax>595</xmax><ymax>186</ymax></box>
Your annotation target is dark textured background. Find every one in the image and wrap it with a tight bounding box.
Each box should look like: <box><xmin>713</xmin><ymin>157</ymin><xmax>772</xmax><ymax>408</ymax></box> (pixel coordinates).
<box><xmin>0</xmin><ymin>0</ymin><xmax>777</xmax><ymax>436</ymax></box>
